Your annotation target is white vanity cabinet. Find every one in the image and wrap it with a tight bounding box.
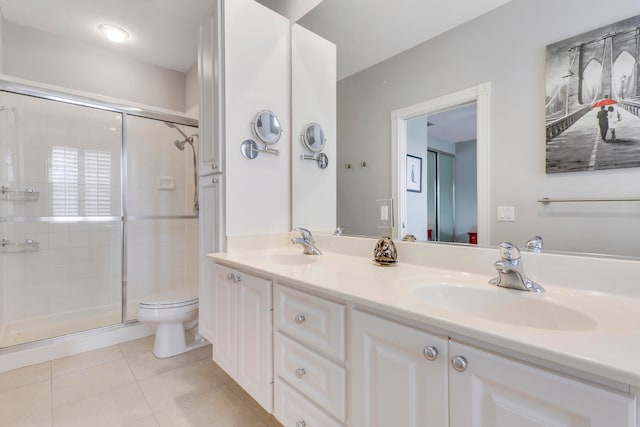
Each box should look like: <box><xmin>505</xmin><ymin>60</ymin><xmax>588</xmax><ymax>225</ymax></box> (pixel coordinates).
<box><xmin>350</xmin><ymin>310</ymin><xmax>449</xmax><ymax>427</ymax></box>
<box><xmin>210</xmin><ymin>263</ymin><xmax>273</xmax><ymax>412</ymax></box>
<box><xmin>198</xmin><ymin>175</ymin><xmax>222</xmax><ymax>343</ymax></box>
<box><xmin>448</xmin><ymin>341</ymin><xmax>637</xmax><ymax>427</ymax></box>
<box><xmin>350</xmin><ymin>310</ymin><xmax>637</xmax><ymax>427</ymax></box>
<box><xmin>207</xmin><ymin>253</ymin><xmax>640</xmax><ymax>427</ymax></box>
<box><xmin>273</xmin><ymin>284</ymin><xmax>347</xmax><ymax>426</ymax></box>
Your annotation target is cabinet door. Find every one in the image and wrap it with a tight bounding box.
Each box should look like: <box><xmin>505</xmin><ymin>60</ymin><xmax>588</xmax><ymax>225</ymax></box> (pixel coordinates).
<box><xmin>236</xmin><ymin>271</ymin><xmax>273</xmax><ymax>412</ymax></box>
<box><xmin>351</xmin><ymin>310</ymin><xmax>448</xmax><ymax>427</ymax></box>
<box><xmin>198</xmin><ymin>175</ymin><xmax>220</xmax><ymax>342</ymax></box>
<box><xmin>198</xmin><ymin>9</ymin><xmax>223</xmax><ymax>175</ymax></box>
<box><xmin>449</xmin><ymin>341</ymin><xmax>636</xmax><ymax>427</ymax></box>
<box><xmin>211</xmin><ymin>264</ymin><xmax>237</xmax><ymax>378</ymax></box>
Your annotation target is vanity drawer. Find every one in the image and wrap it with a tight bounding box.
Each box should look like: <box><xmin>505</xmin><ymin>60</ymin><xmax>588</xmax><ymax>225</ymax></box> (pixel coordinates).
<box><xmin>274</xmin><ymin>378</ymin><xmax>343</xmax><ymax>427</ymax></box>
<box><xmin>275</xmin><ymin>332</ymin><xmax>346</xmax><ymax>422</ymax></box>
<box><xmin>274</xmin><ymin>284</ymin><xmax>345</xmax><ymax>361</ymax></box>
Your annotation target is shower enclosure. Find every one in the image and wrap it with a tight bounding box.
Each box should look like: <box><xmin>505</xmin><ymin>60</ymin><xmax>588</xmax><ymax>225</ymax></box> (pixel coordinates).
<box><xmin>0</xmin><ymin>81</ymin><xmax>198</xmax><ymax>348</ymax></box>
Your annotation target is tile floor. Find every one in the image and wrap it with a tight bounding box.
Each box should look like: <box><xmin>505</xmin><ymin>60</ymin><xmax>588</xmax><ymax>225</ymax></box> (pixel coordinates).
<box><xmin>0</xmin><ymin>337</ymin><xmax>283</xmax><ymax>427</ymax></box>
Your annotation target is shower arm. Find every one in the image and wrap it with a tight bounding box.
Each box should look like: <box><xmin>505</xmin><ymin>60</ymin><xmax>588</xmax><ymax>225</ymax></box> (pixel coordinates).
<box><xmin>165</xmin><ymin>121</ymin><xmax>190</xmax><ymax>140</ymax></box>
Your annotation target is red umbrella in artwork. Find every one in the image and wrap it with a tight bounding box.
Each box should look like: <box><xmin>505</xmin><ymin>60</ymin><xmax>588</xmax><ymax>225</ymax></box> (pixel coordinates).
<box><xmin>592</xmin><ymin>98</ymin><xmax>618</xmax><ymax>108</ymax></box>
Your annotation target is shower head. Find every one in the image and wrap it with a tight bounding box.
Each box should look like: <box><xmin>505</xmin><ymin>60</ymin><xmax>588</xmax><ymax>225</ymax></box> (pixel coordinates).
<box><xmin>174</xmin><ymin>139</ymin><xmax>186</xmax><ymax>151</ymax></box>
<box><xmin>164</xmin><ymin>121</ymin><xmax>189</xmax><ymax>140</ymax></box>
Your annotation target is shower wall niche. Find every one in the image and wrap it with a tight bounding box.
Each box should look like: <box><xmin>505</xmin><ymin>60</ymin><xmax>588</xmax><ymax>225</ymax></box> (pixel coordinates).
<box><xmin>0</xmin><ymin>85</ymin><xmax>198</xmax><ymax>347</ymax></box>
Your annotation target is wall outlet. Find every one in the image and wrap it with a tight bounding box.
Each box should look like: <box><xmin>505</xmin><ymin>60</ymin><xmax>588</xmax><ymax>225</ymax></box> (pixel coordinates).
<box><xmin>497</xmin><ymin>206</ymin><xmax>515</xmax><ymax>222</ymax></box>
<box><xmin>376</xmin><ymin>199</ymin><xmax>394</xmax><ymax>228</ymax></box>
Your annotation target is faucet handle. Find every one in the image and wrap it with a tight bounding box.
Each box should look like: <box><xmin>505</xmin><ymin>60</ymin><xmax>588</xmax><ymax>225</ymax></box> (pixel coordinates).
<box><xmin>525</xmin><ymin>235</ymin><xmax>543</xmax><ymax>252</ymax></box>
<box><xmin>293</xmin><ymin>227</ymin><xmax>313</xmax><ymax>242</ymax></box>
<box><xmin>498</xmin><ymin>242</ymin><xmax>521</xmax><ymax>262</ymax></box>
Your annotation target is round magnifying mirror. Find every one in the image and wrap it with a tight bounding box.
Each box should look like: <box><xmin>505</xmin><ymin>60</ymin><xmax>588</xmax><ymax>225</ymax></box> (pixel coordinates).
<box><xmin>252</xmin><ymin>110</ymin><xmax>282</xmax><ymax>145</ymax></box>
<box><xmin>302</xmin><ymin>122</ymin><xmax>326</xmax><ymax>152</ymax></box>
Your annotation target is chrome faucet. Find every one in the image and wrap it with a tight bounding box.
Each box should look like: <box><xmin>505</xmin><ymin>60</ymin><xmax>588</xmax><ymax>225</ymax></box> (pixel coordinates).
<box><xmin>489</xmin><ymin>242</ymin><xmax>544</xmax><ymax>292</ymax></box>
<box><xmin>291</xmin><ymin>228</ymin><xmax>322</xmax><ymax>255</ymax></box>
<box><xmin>525</xmin><ymin>235</ymin><xmax>543</xmax><ymax>252</ymax></box>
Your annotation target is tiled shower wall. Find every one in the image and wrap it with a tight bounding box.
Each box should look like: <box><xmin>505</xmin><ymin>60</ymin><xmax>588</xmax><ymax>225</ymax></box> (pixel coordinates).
<box><xmin>0</xmin><ymin>91</ymin><xmax>199</xmax><ymax>330</ymax></box>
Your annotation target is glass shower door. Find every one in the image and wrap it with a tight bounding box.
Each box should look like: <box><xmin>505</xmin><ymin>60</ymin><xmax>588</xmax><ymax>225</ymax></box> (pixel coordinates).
<box><xmin>124</xmin><ymin>116</ymin><xmax>199</xmax><ymax>321</ymax></box>
<box><xmin>0</xmin><ymin>91</ymin><xmax>123</xmax><ymax>347</ymax></box>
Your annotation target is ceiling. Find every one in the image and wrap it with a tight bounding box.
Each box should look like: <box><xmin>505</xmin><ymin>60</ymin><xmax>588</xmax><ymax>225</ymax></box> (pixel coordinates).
<box><xmin>297</xmin><ymin>0</ymin><xmax>512</xmax><ymax>80</ymax></box>
<box><xmin>0</xmin><ymin>0</ymin><xmax>512</xmax><ymax>78</ymax></box>
<box><xmin>425</xmin><ymin>102</ymin><xmax>477</xmax><ymax>144</ymax></box>
<box><xmin>0</xmin><ymin>0</ymin><xmax>215</xmax><ymax>72</ymax></box>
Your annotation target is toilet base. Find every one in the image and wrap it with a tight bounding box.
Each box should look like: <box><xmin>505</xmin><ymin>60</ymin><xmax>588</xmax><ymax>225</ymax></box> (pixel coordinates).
<box><xmin>152</xmin><ymin>323</ymin><xmax>209</xmax><ymax>358</ymax></box>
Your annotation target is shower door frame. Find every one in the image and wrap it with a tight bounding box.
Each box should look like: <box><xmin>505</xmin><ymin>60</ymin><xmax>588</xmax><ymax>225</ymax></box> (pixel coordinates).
<box><xmin>0</xmin><ymin>78</ymin><xmax>198</xmax><ymax>334</ymax></box>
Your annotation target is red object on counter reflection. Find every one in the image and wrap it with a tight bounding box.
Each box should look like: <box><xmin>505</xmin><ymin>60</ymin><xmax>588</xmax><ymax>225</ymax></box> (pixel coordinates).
<box><xmin>468</xmin><ymin>232</ymin><xmax>478</xmax><ymax>244</ymax></box>
<box><xmin>427</xmin><ymin>229</ymin><xmax>432</xmax><ymax>241</ymax></box>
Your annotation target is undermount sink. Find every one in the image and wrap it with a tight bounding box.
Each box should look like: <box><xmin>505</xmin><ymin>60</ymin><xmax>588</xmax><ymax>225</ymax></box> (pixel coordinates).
<box><xmin>412</xmin><ymin>285</ymin><xmax>597</xmax><ymax>331</ymax></box>
<box><xmin>250</xmin><ymin>252</ymin><xmax>320</xmax><ymax>266</ymax></box>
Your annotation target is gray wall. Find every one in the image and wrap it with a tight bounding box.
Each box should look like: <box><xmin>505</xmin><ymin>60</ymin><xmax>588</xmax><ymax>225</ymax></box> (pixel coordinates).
<box><xmin>455</xmin><ymin>140</ymin><xmax>477</xmax><ymax>243</ymax></box>
<box><xmin>3</xmin><ymin>22</ymin><xmax>188</xmax><ymax>112</ymax></box>
<box><xmin>337</xmin><ymin>0</ymin><xmax>640</xmax><ymax>256</ymax></box>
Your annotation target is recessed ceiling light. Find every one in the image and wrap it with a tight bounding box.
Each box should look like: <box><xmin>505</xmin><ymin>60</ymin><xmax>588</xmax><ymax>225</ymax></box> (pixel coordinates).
<box><xmin>99</xmin><ymin>24</ymin><xmax>129</xmax><ymax>43</ymax></box>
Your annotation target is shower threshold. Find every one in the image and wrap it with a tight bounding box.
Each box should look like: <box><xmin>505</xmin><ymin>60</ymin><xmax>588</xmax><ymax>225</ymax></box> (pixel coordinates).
<box><xmin>0</xmin><ymin>304</ymin><xmax>123</xmax><ymax>348</ymax></box>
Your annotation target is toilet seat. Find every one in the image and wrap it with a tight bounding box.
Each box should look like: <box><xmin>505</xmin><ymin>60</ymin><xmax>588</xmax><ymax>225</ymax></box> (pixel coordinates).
<box><xmin>139</xmin><ymin>289</ymin><xmax>198</xmax><ymax>309</ymax></box>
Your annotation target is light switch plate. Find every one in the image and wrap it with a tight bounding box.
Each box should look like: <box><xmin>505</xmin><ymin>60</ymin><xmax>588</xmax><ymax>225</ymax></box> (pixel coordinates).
<box><xmin>376</xmin><ymin>199</ymin><xmax>394</xmax><ymax>228</ymax></box>
<box><xmin>497</xmin><ymin>206</ymin><xmax>515</xmax><ymax>222</ymax></box>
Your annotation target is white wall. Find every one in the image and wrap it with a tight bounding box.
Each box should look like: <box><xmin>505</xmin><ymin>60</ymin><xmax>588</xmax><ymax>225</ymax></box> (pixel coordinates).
<box><xmin>291</xmin><ymin>24</ymin><xmax>336</xmax><ymax>232</ymax></box>
<box><xmin>405</xmin><ymin>118</ymin><xmax>430</xmax><ymax>240</ymax></box>
<box><xmin>185</xmin><ymin>63</ymin><xmax>199</xmax><ymax>113</ymax></box>
<box><xmin>2</xmin><ymin>22</ymin><xmax>187</xmax><ymax>112</ymax></box>
<box><xmin>0</xmin><ymin>12</ymin><xmax>4</xmax><ymax>73</ymax></box>
<box><xmin>224</xmin><ymin>0</ymin><xmax>291</xmax><ymax>236</ymax></box>
<box><xmin>337</xmin><ymin>0</ymin><xmax>640</xmax><ymax>256</ymax></box>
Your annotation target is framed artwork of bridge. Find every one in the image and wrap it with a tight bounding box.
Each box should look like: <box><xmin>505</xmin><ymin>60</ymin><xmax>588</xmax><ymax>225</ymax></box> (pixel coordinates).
<box><xmin>545</xmin><ymin>14</ymin><xmax>640</xmax><ymax>173</ymax></box>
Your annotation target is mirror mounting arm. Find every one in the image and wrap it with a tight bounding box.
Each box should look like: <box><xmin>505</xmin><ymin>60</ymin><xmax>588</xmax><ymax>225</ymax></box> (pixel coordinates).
<box><xmin>301</xmin><ymin>153</ymin><xmax>329</xmax><ymax>169</ymax></box>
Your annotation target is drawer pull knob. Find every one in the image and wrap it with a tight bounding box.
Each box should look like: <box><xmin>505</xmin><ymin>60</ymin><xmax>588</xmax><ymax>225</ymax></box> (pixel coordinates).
<box><xmin>232</xmin><ymin>274</ymin><xmax>242</xmax><ymax>283</ymax></box>
<box><xmin>423</xmin><ymin>345</ymin><xmax>438</xmax><ymax>361</ymax></box>
<box><xmin>226</xmin><ymin>273</ymin><xmax>234</xmax><ymax>281</ymax></box>
<box><xmin>295</xmin><ymin>368</ymin><xmax>306</xmax><ymax>379</ymax></box>
<box><xmin>296</xmin><ymin>421</ymin><xmax>306</xmax><ymax>427</ymax></box>
<box><xmin>451</xmin><ymin>356</ymin><xmax>468</xmax><ymax>372</ymax></box>
<box><xmin>294</xmin><ymin>314</ymin><xmax>306</xmax><ymax>325</ymax></box>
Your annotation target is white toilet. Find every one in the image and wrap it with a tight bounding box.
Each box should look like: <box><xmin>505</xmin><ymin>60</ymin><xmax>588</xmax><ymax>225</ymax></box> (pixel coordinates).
<box><xmin>137</xmin><ymin>288</ymin><xmax>208</xmax><ymax>358</ymax></box>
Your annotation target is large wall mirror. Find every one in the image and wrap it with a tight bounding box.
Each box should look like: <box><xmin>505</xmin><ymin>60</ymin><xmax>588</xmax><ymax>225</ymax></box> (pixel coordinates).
<box><xmin>295</xmin><ymin>0</ymin><xmax>640</xmax><ymax>258</ymax></box>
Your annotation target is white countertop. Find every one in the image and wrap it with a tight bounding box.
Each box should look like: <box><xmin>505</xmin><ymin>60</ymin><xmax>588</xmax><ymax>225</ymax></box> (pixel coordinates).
<box><xmin>209</xmin><ymin>246</ymin><xmax>640</xmax><ymax>390</ymax></box>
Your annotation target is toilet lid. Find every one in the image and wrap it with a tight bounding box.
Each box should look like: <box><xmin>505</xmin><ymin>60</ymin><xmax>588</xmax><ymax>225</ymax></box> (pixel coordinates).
<box><xmin>138</xmin><ymin>288</ymin><xmax>198</xmax><ymax>308</ymax></box>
